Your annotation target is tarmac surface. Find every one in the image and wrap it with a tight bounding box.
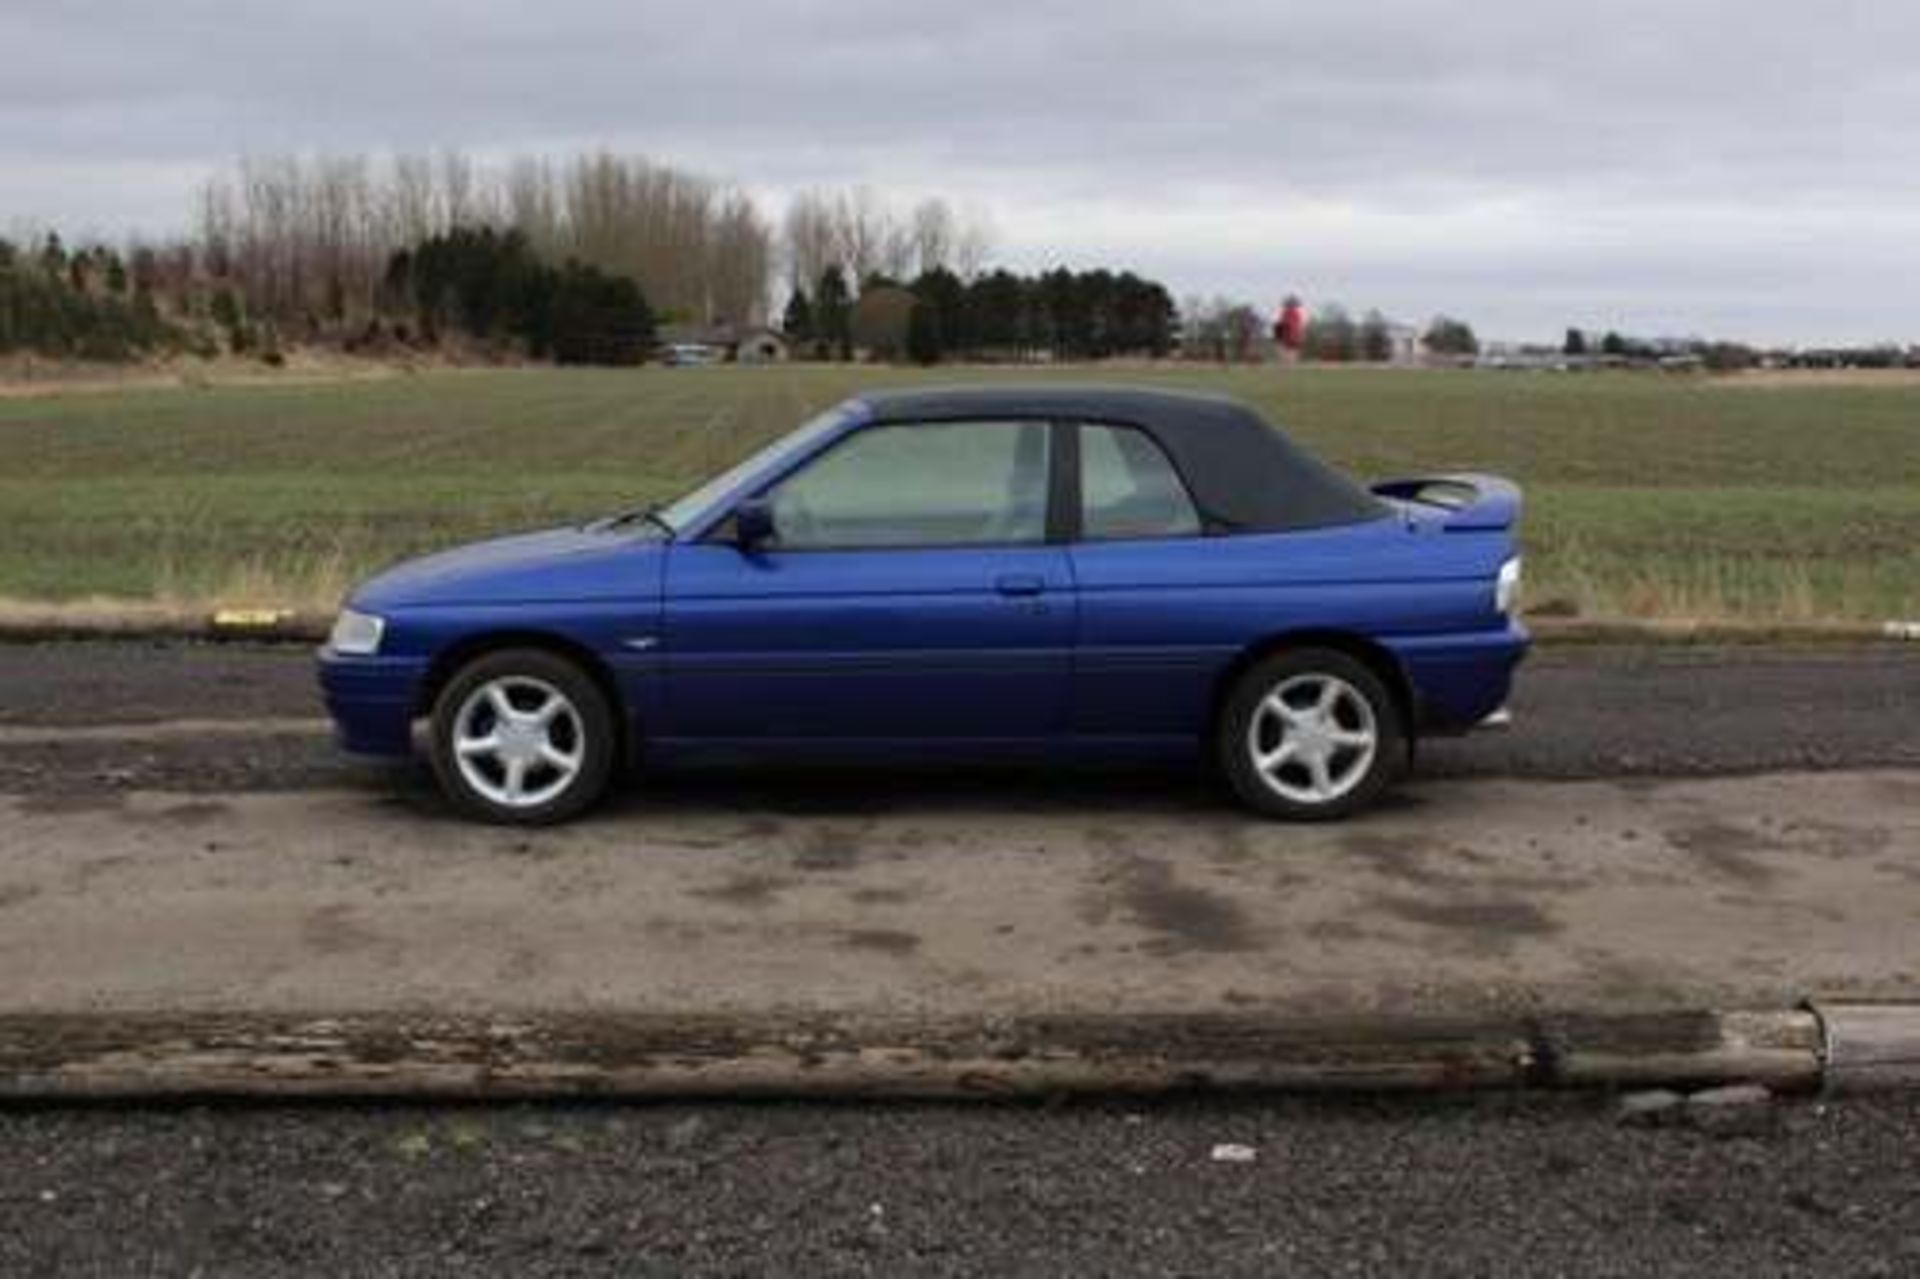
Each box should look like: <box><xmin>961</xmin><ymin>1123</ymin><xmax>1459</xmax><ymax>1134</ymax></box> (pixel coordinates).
<box><xmin>2</xmin><ymin>769</ymin><xmax>1915</xmax><ymax>1019</ymax></box>
<box><xmin>0</xmin><ymin>641</ymin><xmax>1916</xmax><ymax>797</ymax></box>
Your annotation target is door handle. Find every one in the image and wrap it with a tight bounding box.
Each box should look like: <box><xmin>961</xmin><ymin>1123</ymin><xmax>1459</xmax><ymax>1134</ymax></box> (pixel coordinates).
<box><xmin>995</xmin><ymin>573</ymin><xmax>1046</xmax><ymax>597</ymax></box>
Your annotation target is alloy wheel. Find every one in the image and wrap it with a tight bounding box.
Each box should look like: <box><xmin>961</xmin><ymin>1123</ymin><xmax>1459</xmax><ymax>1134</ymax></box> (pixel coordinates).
<box><xmin>450</xmin><ymin>675</ymin><xmax>586</xmax><ymax>809</ymax></box>
<box><xmin>1244</xmin><ymin>672</ymin><xmax>1379</xmax><ymax>805</ymax></box>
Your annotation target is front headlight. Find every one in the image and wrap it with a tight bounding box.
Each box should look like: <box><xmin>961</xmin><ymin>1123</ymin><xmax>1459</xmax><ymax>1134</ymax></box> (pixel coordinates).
<box><xmin>327</xmin><ymin>608</ymin><xmax>386</xmax><ymax>656</ymax></box>
<box><xmin>1495</xmin><ymin>557</ymin><xmax>1523</xmax><ymax>615</ymax></box>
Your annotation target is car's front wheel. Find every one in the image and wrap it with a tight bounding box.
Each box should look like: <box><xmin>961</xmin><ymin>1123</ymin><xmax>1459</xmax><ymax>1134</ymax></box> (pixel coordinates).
<box><xmin>428</xmin><ymin>648</ymin><xmax>617</xmax><ymax>825</ymax></box>
<box><xmin>1218</xmin><ymin>648</ymin><xmax>1404</xmax><ymax>820</ymax></box>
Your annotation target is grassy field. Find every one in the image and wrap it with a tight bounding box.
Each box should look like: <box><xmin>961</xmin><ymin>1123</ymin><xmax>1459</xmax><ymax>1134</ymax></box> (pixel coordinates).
<box><xmin>0</xmin><ymin>364</ymin><xmax>1915</xmax><ymax>621</ymax></box>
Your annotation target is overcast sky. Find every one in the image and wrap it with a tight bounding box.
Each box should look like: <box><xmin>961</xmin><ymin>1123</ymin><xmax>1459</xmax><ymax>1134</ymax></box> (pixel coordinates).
<box><xmin>4</xmin><ymin>0</ymin><xmax>1916</xmax><ymax>344</ymax></box>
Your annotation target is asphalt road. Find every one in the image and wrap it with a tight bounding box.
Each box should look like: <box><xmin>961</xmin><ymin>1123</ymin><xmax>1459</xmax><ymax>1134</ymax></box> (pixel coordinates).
<box><xmin>0</xmin><ymin>642</ymin><xmax>1916</xmax><ymax>799</ymax></box>
<box><xmin>3</xmin><ymin>640</ymin><xmax>1917</xmax><ymax>1277</ymax></box>
<box><xmin>4</xmin><ymin>1093</ymin><xmax>1920</xmax><ymax>1276</ymax></box>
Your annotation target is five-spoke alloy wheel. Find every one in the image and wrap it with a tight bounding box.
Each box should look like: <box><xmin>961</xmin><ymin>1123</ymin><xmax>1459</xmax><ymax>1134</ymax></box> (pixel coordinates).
<box><xmin>1219</xmin><ymin>648</ymin><xmax>1404</xmax><ymax>820</ymax></box>
<box><xmin>429</xmin><ymin>648</ymin><xmax>616</xmax><ymax>825</ymax></box>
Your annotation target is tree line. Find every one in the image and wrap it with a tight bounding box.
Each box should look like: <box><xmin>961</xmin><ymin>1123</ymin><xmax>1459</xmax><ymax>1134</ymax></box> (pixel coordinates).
<box><xmin>1178</xmin><ymin>295</ymin><xmax>1479</xmax><ymax>363</ymax></box>
<box><xmin>187</xmin><ymin>152</ymin><xmax>766</xmax><ymax>342</ymax></box>
<box><xmin>782</xmin><ymin>265</ymin><xmax>1177</xmax><ymax>364</ymax></box>
<box><xmin>0</xmin><ymin>234</ymin><xmax>185</xmax><ymax>360</ymax></box>
<box><xmin>385</xmin><ymin>228</ymin><xmax>656</xmax><ymax>365</ymax></box>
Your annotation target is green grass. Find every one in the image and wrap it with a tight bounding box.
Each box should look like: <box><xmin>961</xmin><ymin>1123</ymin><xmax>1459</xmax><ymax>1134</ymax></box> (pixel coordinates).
<box><xmin>1</xmin><ymin>364</ymin><xmax>1915</xmax><ymax>620</ymax></box>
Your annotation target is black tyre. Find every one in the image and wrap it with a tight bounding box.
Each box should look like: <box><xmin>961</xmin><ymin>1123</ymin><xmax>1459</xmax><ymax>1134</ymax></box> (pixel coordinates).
<box><xmin>428</xmin><ymin>647</ymin><xmax>618</xmax><ymax>825</ymax></box>
<box><xmin>1218</xmin><ymin>647</ymin><xmax>1405</xmax><ymax>820</ymax></box>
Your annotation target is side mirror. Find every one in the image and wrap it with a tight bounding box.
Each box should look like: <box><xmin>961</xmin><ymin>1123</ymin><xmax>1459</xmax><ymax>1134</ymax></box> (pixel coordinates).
<box><xmin>732</xmin><ymin>497</ymin><xmax>776</xmax><ymax>548</ymax></box>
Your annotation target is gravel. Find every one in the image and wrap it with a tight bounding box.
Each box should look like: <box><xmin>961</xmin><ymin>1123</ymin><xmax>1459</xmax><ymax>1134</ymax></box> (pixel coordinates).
<box><xmin>4</xmin><ymin>1093</ymin><xmax>1920</xmax><ymax>1276</ymax></box>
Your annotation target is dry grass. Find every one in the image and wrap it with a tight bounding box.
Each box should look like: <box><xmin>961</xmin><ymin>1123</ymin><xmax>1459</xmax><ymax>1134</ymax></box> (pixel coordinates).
<box><xmin>153</xmin><ymin>542</ymin><xmax>360</xmax><ymax>617</ymax></box>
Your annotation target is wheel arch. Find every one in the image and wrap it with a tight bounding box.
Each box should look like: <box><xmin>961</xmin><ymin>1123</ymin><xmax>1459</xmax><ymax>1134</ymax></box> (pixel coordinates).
<box><xmin>1210</xmin><ymin>629</ymin><xmax>1418</xmax><ymax>743</ymax></box>
<box><xmin>416</xmin><ymin>630</ymin><xmax>633</xmax><ymax>763</ymax></box>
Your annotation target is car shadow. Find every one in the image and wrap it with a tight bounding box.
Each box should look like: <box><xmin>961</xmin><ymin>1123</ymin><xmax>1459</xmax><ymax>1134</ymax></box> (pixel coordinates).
<box><xmin>371</xmin><ymin>756</ymin><xmax>1437</xmax><ymax>824</ymax></box>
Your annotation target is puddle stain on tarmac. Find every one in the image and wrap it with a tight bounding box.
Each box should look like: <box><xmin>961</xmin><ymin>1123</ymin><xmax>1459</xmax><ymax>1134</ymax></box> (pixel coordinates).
<box><xmin>1368</xmin><ymin>893</ymin><xmax>1562</xmax><ymax>956</ymax></box>
<box><xmin>1113</xmin><ymin>857</ymin><xmax>1256</xmax><ymax>956</ymax></box>
<box><xmin>1338</xmin><ymin>831</ymin><xmax>1482</xmax><ymax>888</ymax></box>
<box><xmin>301</xmin><ymin>903</ymin><xmax>389</xmax><ymax>958</ymax></box>
<box><xmin>155</xmin><ymin>800</ymin><xmax>230</xmax><ymax>825</ymax></box>
<box><xmin>1664</xmin><ymin>821</ymin><xmax>1783</xmax><ymax>886</ymax></box>
<box><xmin>838</xmin><ymin>928</ymin><xmax>921</xmax><ymax>955</ymax></box>
<box><xmin>17</xmin><ymin>791</ymin><xmax>127</xmax><ymax>816</ymax></box>
<box><xmin>792</xmin><ymin>827</ymin><xmax>864</xmax><ymax>872</ymax></box>
<box><xmin>690</xmin><ymin>872</ymin><xmax>795</xmax><ymax>909</ymax></box>
<box><xmin>848</xmin><ymin>886</ymin><xmax>916</xmax><ymax>906</ymax></box>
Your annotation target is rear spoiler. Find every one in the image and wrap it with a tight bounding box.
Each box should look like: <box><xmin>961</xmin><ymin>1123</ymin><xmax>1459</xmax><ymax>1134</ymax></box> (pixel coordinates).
<box><xmin>1370</xmin><ymin>473</ymin><xmax>1521</xmax><ymax>532</ymax></box>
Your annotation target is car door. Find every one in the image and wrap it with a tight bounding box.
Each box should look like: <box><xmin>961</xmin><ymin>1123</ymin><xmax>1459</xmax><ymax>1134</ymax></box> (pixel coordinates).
<box><xmin>661</xmin><ymin>418</ymin><xmax>1076</xmax><ymax>744</ymax></box>
<box><xmin>1064</xmin><ymin>420</ymin><xmax>1225</xmax><ymax>739</ymax></box>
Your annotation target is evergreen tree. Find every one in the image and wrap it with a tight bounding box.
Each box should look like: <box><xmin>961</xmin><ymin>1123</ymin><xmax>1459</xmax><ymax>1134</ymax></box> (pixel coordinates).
<box><xmin>39</xmin><ymin>233</ymin><xmax>66</xmax><ymax>280</ymax></box>
<box><xmin>906</xmin><ymin>297</ymin><xmax>943</xmax><ymax>366</ymax></box>
<box><xmin>781</xmin><ymin>286</ymin><xmax>814</xmax><ymax>345</ymax></box>
<box><xmin>850</xmin><ymin>286</ymin><xmax>915</xmax><ymax>361</ymax></box>
<box><xmin>966</xmin><ymin>269</ymin><xmax>1028</xmax><ymax>355</ymax></box>
<box><xmin>1304</xmin><ymin>304</ymin><xmax>1358</xmax><ymax>362</ymax></box>
<box><xmin>385</xmin><ymin>228</ymin><xmax>654</xmax><ymax>365</ymax></box>
<box><xmin>549</xmin><ymin>261</ymin><xmax>655</xmax><ymax>365</ymax></box>
<box><xmin>1564</xmin><ymin>327</ymin><xmax>1588</xmax><ymax>356</ymax></box>
<box><xmin>1423</xmin><ymin>315</ymin><xmax>1479</xmax><ymax>357</ymax></box>
<box><xmin>909</xmin><ymin>266</ymin><xmax>967</xmax><ymax>355</ymax></box>
<box><xmin>814</xmin><ymin>266</ymin><xmax>853</xmax><ymax>360</ymax></box>
<box><xmin>1359</xmin><ymin>309</ymin><xmax>1394</xmax><ymax>362</ymax></box>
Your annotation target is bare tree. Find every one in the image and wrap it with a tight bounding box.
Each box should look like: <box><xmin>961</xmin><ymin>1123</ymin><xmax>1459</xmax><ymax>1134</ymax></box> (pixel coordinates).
<box><xmin>783</xmin><ymin>191</ymin><xmax>838</xmax><ymax>291</ymax></box>
<box><xmin>952</xmin><ymin>203</ymin><xmax>995</xmax><ymax>280</ymax></box>
<box><xmin>909</xmin><ymin>198</ymin><xmax>954</xmax><ymax>276</ymax></box>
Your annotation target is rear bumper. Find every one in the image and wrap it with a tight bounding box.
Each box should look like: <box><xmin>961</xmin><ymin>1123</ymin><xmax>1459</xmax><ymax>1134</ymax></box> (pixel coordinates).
<box><xmin>315</xmin><ymin>649</ymin><xmax>429</xmax><ymax>758</ymax></box>
<box><xmin>1383</xmin><ymin>621</ymin><xmax>1529</xmax><ymax>735</ymax></box>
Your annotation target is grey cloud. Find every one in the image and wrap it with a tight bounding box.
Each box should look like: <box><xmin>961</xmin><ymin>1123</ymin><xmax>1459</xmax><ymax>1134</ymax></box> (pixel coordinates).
<box><xmin>3</xmin><ymin>0</ymin><xmax>1916</xmax><ymax>341</ymax></box>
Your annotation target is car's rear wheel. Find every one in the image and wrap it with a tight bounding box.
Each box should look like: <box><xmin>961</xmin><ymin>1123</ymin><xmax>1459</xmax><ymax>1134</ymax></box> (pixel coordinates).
<box><xmin>1218</xmin><ymin>648</ymin><xmax>1404</xmax><ymax>820</ymax></box>
<box><xmin>429</xmin><ymin>648</ymin><xmax>617</xmax><ymax>825</ymax></box>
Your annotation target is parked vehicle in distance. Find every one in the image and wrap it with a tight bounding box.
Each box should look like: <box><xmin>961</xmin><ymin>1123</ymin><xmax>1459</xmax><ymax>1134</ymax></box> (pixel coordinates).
<box><xmin>318</xmin><ymin>387</ymin><xmax>1527</xmax><ymax>824</ymax></box>
<box><xmin>659</xmin><ymin>343</ymin><xmax>720</xmax><ymax>367</ymax></box>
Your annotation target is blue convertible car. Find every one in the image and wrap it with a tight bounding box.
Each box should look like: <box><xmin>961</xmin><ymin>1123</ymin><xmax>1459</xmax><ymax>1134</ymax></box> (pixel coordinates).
<box><xmin>319</xmin><ymin>386</ymin><xmax>1526</xmax><ymax>823</ymax></box>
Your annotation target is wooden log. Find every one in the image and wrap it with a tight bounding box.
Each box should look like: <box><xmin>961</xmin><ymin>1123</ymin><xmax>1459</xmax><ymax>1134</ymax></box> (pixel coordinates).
<box><xmin>1540</xmin><ymin>1010</ymin><xmax>1823</xmax><ymax>1091</ymax></box>
<box><xmin>0</xmin><ymin>1007</ymin><xmax>1847</xmax><ymax>1101</ymax></box>
<box><xmin>1813</xmin><ymin>1002</ymin><xmax>1920</xmax><ymax>1093</ymax></box>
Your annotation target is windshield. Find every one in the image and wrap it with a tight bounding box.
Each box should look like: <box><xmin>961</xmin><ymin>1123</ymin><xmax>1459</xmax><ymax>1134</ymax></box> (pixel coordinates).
<box><xmin>653</xmin><ymin>403</ymin><xmax>855</xmax><ymax>534</ymax></box>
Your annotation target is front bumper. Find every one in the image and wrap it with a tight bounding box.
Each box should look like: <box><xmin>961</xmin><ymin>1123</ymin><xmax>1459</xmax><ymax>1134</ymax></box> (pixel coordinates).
<box><xmin>315</xmin><ymin>649</ymin><xmax>430</xmax><ymax>758</ymax></box>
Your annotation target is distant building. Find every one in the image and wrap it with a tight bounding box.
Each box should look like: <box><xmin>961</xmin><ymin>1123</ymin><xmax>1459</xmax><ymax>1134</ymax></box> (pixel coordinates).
<box><xmin>735</xmin><ymin>329</ymin><xmax>790</xmax><ymax>364</ymax></box>
<box><xmin>654</xmin><ymin>322</ymin><xmax>788</xmax><ymax>365</ymax></box>
<box><xmin>1386</xmin><ymin>322</ymin><xmax>1422</xmax><ymax>366</ymax></box>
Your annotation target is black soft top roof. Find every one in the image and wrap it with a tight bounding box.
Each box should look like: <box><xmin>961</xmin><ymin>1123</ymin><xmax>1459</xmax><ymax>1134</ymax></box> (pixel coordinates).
<box><xmin>856</xmin><ymin>385</ymin><xmax>1386</xmax><ymax>534</ymax></box>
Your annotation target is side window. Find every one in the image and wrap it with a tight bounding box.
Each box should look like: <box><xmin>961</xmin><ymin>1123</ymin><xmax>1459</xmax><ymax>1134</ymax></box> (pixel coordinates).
<box><xmin>766</xmin><ymin>420</ymin><xmax>1051</xmax><ymax>549</ymax></box>
<box><xmin>1080</xmin><ymin>424</ymin><xmax>1202</xmax><ymax>540</ymax></box>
